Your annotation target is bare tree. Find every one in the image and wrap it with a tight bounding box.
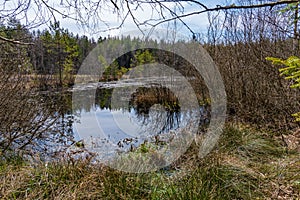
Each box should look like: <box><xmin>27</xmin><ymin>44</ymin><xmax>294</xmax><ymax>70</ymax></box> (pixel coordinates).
<box><xmin>0</xmin><ymin>0</ymin><xmax>299</xmax><ymax>158</ymax></box>
<box><xmin>202</xmin><ymin>0</ymin><xmax>300</xmax><ymax>129</ymax></box>
<box><xmin>0</xmin><ymin>0</ymin><xmax>299</xmax><ymax>42</ymax></box>
<box><xmin>0</xmin><ymin>24</ymin><xmax>74</xmax><ymax>158</ymax></box>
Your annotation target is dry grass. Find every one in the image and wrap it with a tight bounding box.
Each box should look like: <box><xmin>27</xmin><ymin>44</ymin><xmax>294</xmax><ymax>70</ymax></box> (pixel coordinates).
<box><xmin>0</xmin><ymin>123</ymin><xmax>299</xmax><ymax>199</ymax></box>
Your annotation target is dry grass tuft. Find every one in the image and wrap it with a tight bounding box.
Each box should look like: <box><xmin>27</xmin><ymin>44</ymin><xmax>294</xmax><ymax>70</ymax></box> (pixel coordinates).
<box><xmin>0</xmin><ymin>123</ymin><xmax>299</xmax><ymax>199</ymax></box>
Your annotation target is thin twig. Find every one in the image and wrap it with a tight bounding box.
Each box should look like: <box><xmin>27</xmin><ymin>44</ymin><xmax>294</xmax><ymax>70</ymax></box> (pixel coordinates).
<box><xmin>0</xmin><ymin>35</ymin><xmax>34</xmax><ymax>45</ymax></box>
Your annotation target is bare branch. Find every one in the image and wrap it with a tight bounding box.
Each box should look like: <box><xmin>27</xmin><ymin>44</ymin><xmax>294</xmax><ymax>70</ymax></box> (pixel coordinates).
<box><xmin>0</xmin><ymin>35</ymin><xmax>33</xmax><ymax>45</ymax></box>
<box><xmin>151</xmin><ymin>0</ymin><xmax>300</xmax><ymax>28</ymax></box>
<box><xmin>153</xmin><ymin>0</ymin><xmax>195</xmax><ymax>34</ymax></box>
<box><xmin>110</xmin><ymin>0</ymin><xmax>119</xmax><ymax>10</ymax></box>
<box><xmin>209</xmin><ymin>0</ymin><xmax>299</xmax><ymax>11</ymax></box>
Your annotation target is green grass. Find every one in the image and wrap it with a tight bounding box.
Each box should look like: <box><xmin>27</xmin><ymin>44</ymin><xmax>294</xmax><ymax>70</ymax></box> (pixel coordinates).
<box><xmin>0</xmin><ymin>123</ymin><xmax>299</xmax><ymax>199</ymax></box>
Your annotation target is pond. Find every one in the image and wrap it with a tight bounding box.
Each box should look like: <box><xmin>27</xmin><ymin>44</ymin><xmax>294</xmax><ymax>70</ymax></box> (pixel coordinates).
<box><xmin>68</xmin><ymin>77</ymin><xmax>211</xmax><ymax>162</ymax></box>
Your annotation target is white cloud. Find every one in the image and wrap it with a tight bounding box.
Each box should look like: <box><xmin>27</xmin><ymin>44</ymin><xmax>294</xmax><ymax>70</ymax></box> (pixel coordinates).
<box><xmin>15</xmin><ymin>0</ymin><xmax>227</xmax><ymax>39</ymax></box>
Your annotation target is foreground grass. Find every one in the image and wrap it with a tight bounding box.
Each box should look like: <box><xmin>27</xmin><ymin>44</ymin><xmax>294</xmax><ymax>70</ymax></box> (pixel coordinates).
<box><xmin>0</xmin><ymin>124</ymin><xmax>299</xmax><ymax>199</ymax></box>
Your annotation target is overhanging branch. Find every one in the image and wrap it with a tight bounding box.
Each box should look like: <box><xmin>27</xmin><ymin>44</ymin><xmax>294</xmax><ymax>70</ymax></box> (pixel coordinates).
<box><xmin>0</xmin><ymin>35</ymin><xmax>34</xmax><ymax>45</ymax></box>
<box><xmin>208</xmin><ymin>0</ymin><xmax>299</xmax><ymax>11</ymax></box>
<box><xmin>152</xmin><ymin>0</ymin><xmax>300</xmax><ymax>28</ymax></box>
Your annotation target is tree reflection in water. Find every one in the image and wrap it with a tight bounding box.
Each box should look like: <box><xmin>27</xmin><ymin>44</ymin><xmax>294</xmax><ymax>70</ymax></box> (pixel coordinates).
<box><xmin>71</xmin><ymin>82</ymin><xmax>211</xmax><ymax>159</ymax></box>
<box><xmin>129</xmin><ymin>86</ymin><xmax>181</xmax><ymax>135</ymax></box>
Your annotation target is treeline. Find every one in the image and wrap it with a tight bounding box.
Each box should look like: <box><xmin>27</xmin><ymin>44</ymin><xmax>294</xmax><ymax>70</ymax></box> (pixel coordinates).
<box><xmin>1</xmin><ymin>19</ymin><xmax>100</xmax><ymax>88</ymax></box>
<box><xmin>0</xmin><ymin>19</ymin><xmax>167</xmax><ymax>88</ymax></box>
<box><xmin>1</xmin><ymin>0</ymin><xmax>300</xmax><ymax>130</ymax></box>
<box><xmin>0</xmin><ymin>0</ymin><xmax>299</xmax><ymax>158</ymax></box>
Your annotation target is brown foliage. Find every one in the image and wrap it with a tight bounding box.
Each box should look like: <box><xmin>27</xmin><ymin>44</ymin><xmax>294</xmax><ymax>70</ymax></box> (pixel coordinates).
<box><xmin>204</xmin><ymin>2</ymin><xmax>300</xmax><ymax>130</ymax></box>
<box><xmin>0</xmin><ymin>41</ymin><xmax>72</xmax><ymax>158</ymax></box>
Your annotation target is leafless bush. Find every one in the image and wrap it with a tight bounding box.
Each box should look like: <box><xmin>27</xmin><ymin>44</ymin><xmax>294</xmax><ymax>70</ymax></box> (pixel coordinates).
<box><xmin>0</xmin><ymin>41</ymin><xmax>73</xmax><ymax>159</ymax></box>
<box><xmin>205</xmin><ymin>0</ymin><xmax>300</xmax><ymax>130</ymax></box>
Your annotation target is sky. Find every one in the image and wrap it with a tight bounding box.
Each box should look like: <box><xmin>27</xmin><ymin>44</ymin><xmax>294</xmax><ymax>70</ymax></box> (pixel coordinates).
<box><xmin>3</xmin><ymin>0</ymin><xmax>227</xmax><ymax>39</ymax></box>
<box><xmin>58</xmin><ymin>0</ymin><xmax>226</xmax><ymax>39</ymax></box>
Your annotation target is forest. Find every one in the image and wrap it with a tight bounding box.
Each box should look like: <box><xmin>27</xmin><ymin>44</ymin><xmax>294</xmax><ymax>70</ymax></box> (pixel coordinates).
<box><xmin>0</xmin><ymin>0</ymin><xmax>300</xmax><ymax>199</ymax></box>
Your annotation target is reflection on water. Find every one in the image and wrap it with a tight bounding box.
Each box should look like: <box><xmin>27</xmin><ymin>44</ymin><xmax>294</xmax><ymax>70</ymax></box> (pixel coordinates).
<box><xmin>72</xmin><ymin>80</ymin><xmax>210</xmax><ymax>160</ymax></box>
<box><xmin>37</xmin><ymin>75</ymin><xmax>210</xmax><ymax>162</ymax></box>
<box><xmin>74</xmin><ymin>86</ymin><xmax>183</xmax><ymax>152</ymax></box>
<box><xmin>129</xmin><ymin>86</ymin><xmax>181</xmax><ymax>134</ymax></box>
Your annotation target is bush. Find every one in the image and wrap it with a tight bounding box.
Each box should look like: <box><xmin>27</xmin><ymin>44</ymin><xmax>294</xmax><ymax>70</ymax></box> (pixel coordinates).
<box><xmin>267</xmin><ymin>56</ymin><xmax>300</xmax><ymax>121</ymax></box>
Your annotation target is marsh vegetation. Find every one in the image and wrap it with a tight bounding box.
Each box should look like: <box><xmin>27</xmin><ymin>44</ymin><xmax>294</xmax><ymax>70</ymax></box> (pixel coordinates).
<box><xmin>1</xmin><ymin>0</ymin><xmax>300</xmax><ymax>199</ymax></box>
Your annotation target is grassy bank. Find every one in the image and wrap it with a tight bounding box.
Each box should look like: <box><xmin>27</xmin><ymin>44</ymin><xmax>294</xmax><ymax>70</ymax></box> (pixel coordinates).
<box><xmin>1</xmin><ymin>123</ymin><xmax>299</xmax><ymax>199</ymax></box>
